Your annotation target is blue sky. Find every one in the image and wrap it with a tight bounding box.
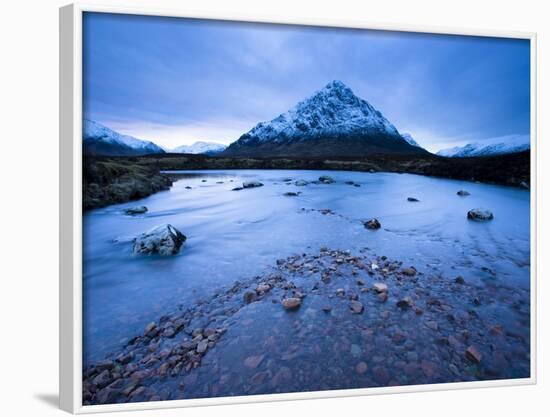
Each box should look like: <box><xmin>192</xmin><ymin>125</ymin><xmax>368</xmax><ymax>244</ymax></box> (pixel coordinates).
<box><xmin>83</xmin><ymin>12</ymin><xmax>531</xmax><ymax>152</ymax></box>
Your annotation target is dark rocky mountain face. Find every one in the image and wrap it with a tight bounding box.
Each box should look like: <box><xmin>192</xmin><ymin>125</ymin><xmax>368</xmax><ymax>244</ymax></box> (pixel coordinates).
<box><xmin>223</xmin><ymin>80</ymin><xmax>428</xmax><ymax>158</ymax></box>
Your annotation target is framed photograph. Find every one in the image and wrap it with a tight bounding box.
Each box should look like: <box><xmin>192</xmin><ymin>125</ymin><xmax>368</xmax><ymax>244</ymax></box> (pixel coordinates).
<box><xmin>59</xmin><ymin>3</ymin><xmax>537</xmax><ymax>413</ymax></box>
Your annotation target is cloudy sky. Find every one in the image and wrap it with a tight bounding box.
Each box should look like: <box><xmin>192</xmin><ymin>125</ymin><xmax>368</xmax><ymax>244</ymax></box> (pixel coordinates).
<box><xmin>83</xmin><ymin>12</ymin><xmax>530</xmax><ymax>152</ymax></box>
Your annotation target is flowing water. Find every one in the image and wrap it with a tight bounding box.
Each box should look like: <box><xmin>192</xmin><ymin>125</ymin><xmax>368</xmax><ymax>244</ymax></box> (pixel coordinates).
<box><xmin>83</xmin><ymin>170</ymin><xmax>530</xmax><ymax>401</ymax></box>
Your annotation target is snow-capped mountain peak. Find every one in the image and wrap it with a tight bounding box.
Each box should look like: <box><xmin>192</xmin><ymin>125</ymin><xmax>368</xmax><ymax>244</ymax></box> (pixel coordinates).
<box><xmin>83</xmin><ymin>119</ymin><xmax>165</xmax><ymax>156</ymax></box>
<box><xmin>232</xmin><ymin>80</ymin><xmax>402</xmax><ymax>147</ymax></box>
<box><xmin>171</xmin><ymin>141</ymin><xmax>227</xmax><ymax>155</ymax></box>
<box><xmin>437</xmin><ymin>135</ymin><xmax>530</xmax><ymax>158</ymax></box>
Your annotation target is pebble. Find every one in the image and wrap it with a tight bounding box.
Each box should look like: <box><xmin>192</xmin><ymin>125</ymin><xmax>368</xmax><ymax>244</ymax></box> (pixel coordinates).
<box><xmin>244</xmin><ymin>354</ymin><xmax>265</xmax><ymax>369</ymax></box>
<box><xmin>356</xmin><ymin>362</ymin><xmax>368</xmax><ymax>374</ymax></box>
<box><xmin>282</xmin><ymin>297</ymin><xmax>302</xmax><ymax>310</ymax></box>
<box><xmin>454</xmin><ymin>276</ymin><xmax>465</xmax><ymax>284</ymax></box>
<box><xmin>465</xmin><ymin>345</ymin><xmax>483</xmax><ymax>363</ymax></box>
<box><xmin>401</xmin><ymin>267</ymin><xmax>417</xmax><ymax>277</ymax></box>
<box><xmin>373</xmin><ymin>283</ymin><xmax>388</xmax><ymax>293</ymax></box>
<box><xmin>350</xmin><ymin>300</ymin><xmax>364</xmax><ymax>314</ymax></box>
<box><xmin>396</xmin><ymin>297</ymin><xmax>413</xmax><ymax>309</ymax></box>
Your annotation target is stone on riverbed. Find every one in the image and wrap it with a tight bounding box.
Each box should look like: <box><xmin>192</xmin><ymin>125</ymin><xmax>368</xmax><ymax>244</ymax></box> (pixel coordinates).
<box><xmin>396</xmin><ymin>297</ymin><xmax>413</xmax><ymax>309</ymax></box>
<box><xmin>350</xmin><ymin>300</ymin><xmax>364</xmax><ymax>314</ymax></box>
<box><xmin>133</xmin><ymin>224</ymin><xmax>186</xmax><ymax>255</ymax></box>
<box><xmin>467</xmin><ymin>208</ymin><xmax>494</xmax><ymax>221</ymax></box>
<box><xmin>364</xmin><ymin>218</ymin><xmax>381</xmax><ymax>230</ymax></box>
<box><xmin>356</xmin><ymin>362</ymin><xmax>368</xmax><ymax>374</ymax></box>
<box><xmin>407</xmin><ymin>197</ymin><xmax>420</xmax><ymax>202</ymax></box>
<box><xmin>373</xmin><ymin>283</ymin><xmax>388</xmax><ymax>293</ymax></box>
<box><xmin>125</xmin><ymin>206</ymin><xmax>148</xmax><ymax>215</ymax></box>
<box><xmin>465</xmin><ymin>345</ymin><xmax>482</xmax><ymax>363</ymax></box>
<box><xmin>242</xmin><ymin>181</ymin><xmax>264</xmax><ymax>189</ymax></box>
<box><xmin>282</xmin><ymin>297</ymin><xmax>302</xmax><ymax>310</ymax></box>
<box><xmin>319</xmin><ymin>175</ymin><xmax>335</xmax><ymax>184</ymax></box>
<box><xmin>457</xmin><ymin>190</ymin><xmax>470</xmax><ymax>196</ymax></box>
<box><xmin>294</xmin><ymin>180</ymin><xmax>309</xmax><ymax>186</ymax></box>
<box><xmin>284</xmin><ymin>192</ymin><xmax>300</xmax><ymax>197</ymax></box>
<box><xmin>401</xmin><ymin>267</ymin><xmax>417</xmax><ymax>276</ymax></box>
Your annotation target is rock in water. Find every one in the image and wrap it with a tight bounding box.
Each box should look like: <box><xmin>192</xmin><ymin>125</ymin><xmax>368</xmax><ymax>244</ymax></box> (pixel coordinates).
<box><xmin>467</xmin><ymin>208</ymin><xmax>494</xmax><ymax>221</ymax></box>
<box><xmin>125</xmin><ymin>206</ymin><xmax>148</xmax><ymax>215</ymax></box>
<box><xmin>373</xmin><ymin>283</ymin><xmax>388</xmax><ymax>293</ymax></box>
<box><xmin>465</xmin><ymin>345</ymin><xmax>482</xmax><ymax>363</ymax></box>
<box><xmin>401</xmin><ymin>267</ymin><xmax>417</xmax><ymax>277</ymax></box>
<box><xmin>282</xmin><ymin>298</ymin><xmax>302</xmax><ymax>310</ymax></box>
<box><xmin>350</xmin><ymin>300</ymin><xmax>364</xmax><ymax>314</ymax></box>
<box><xmin>284</xmin><ymin>192</ymin><xmax>299</xmax><ymax>197</ymax></box>
<box><xmin>133</xmin><ymin>224</ymin><xmax>186</xmax><ymax>255</ymax></box>
<box><xmin>319</xmin><ymin>175</ymin><xmax>335</xmax><ymax>184</ymax></box>
<box><xmin>356</xmin><ymin>362</ymin><xmax>368</xmax><ymax>374</ymax></box>
<box><xmin>396</xmin><ymin>297</ymin><xmax>413</xmax><ymax>309</ymax></box>
<box><xmin>294</xmin><ymin>180</ymin><xmax>309</xmax><ymax>186</ymax></box>
<box><xmin>457</xmin><ymin>190</ymin><xmax>470</xmax><ymax>196</ymax></box>
<box><xmin>242</xmin><ymin>181</ymin><xmax>264</xmax><ymax>189</ymax></box>
<box><xmin>364</xmin><ymin>218</ymin><xmax>381</xmax><ymax>230</ymax></box>
<box><xmin>407</xmin><ymin>197</ymin><xmax>420</xmax><ymax>202</ymax></box>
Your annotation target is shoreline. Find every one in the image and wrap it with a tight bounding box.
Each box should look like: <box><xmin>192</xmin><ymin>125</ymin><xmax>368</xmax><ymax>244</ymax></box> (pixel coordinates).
<box><xmin>82</xmin><ymin>247</ymin><xmax>530</xmax><ymax>405</ymax></box>
<box><xmin>83</xmin><ymin>151</ymin><xmax>529</xmax><ymax>210</ymax></box>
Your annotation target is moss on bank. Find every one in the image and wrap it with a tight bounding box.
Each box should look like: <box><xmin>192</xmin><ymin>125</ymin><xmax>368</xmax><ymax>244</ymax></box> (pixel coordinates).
<box><xmin>83</xmin><ymin>158</ymin><xmax>173</xmax><ymax>211</ymax></box>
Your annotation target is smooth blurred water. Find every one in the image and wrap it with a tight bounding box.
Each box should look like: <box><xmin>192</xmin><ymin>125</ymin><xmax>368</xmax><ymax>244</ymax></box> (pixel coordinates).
<box><xmin>83</xmin><ymin>170</ymin><xmax>530</xmax><ymax>365</ymax></box>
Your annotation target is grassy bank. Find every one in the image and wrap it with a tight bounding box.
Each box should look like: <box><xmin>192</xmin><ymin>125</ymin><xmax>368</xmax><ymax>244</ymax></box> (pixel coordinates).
<box><xmin>83</xmin><ymin>151</ymin><xmax>529</xmax><ymax>210</ymax></box>
<box><xmin>134</xmin><ymin>151</ymin><xmax>530</xmax><ymax>188</ymax></box>
<box><xmin>83</xmin><ymin>157</ymin><xmax>174</xmax><ymax>211</ymax></box>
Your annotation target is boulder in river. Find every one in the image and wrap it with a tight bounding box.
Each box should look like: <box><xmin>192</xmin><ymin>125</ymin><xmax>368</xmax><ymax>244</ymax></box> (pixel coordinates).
<box><xmin>364</xmin><ymin>218</ymin><xmax>381</xmax><ymax>230</ymax></box>
<box><xmin>457</xmin><ymin>190</ymin><xmax>471</xmax><ymax>196</ymax></box>
<box><xmin>242</xmin><ymin>181</ymin><xmax>264</xmax><ymax>189</ymax></box>
<box><xmin>407</xmin><ymin>197</ymin><xmax>420</xmax><ymax>202</ymax></box>
<box><xmin>467</xmin><ymin>208</ymin><xmax>494</xmax><ymax>221</ymax></box>
<box><xmin>133</xmin><ymin>224</ymin><xmax>186</xmax><ymax>255</ymax></box>
<box><xmin>284</xmin><ymin>192</ymin><xmax>300</xmax><ymax>197</ymax></box>
<box><xmin>294</xmin><ymin>180</ymin><xmax>309</xmax><ymax>186</ymax></box>
<box><xmin>319</xmin><ymin>175</ymin><xmax>335</xmax><ymax>184</ymax></box>
<box><xmin>125</xmin><ymin>206</ymin><xmax>148</xmax><ymax>215</ymax></box>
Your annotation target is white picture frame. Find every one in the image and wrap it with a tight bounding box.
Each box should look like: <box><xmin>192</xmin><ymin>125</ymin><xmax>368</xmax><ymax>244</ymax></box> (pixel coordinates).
<box><xmin>59</xmin><ymin>2</ymin><xmax>537</xmax><ymax>413</ymax></box>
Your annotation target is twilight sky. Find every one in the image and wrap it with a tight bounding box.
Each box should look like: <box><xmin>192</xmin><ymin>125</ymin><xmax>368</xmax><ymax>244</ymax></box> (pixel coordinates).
<box><xmin>83</xmin><ymin>12</ymin><xmax>531</xmax><ymax>152</ymax></box>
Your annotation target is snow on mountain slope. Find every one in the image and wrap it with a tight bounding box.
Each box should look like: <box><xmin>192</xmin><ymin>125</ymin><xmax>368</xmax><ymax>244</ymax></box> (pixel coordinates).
<box><xmin>437</xmin><ymin>135</ymin><xmax>530</xmax><ymax>157</ymax></box>
<box><xmin>171</xmin><ymin>141</ymin><xmax>227</xmax><ymax>155</ymax></box>
<box><xmin>83</xmin><ymin>119</ymin><xmax>165</xmax><ymax>156</ymax></box>
<box><xmin>224</xmin><ymin>80</ymin><xmax>423</xmax><ymax>158</ymax></box>
<box><xmin>400</xmin><ymin>133</ymin><xmax>423</xmax><ymax>149</ymax></box>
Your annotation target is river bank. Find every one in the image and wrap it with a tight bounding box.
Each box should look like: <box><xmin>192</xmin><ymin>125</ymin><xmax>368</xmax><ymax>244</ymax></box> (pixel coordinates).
<box><xmin>83</xmin><ymin>151</ymin><xmax>529</xmax><ymax>210</ymax></box>
<box><xmin>83</xmin><ymin>158</ymin><xmax>174</xmax><ymax>210</ymax></box>
<box><xmin>82</xmin><ymin>246</ymin><xmax>530</xmax><ymax>405</ymax></box>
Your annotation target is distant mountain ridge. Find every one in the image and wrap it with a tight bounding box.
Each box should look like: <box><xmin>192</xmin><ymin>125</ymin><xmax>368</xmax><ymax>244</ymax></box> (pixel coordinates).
<box><xmin>170</xmin><ymin>141</ymin><xmax>227</xmax><ymax>155</ymax></box>
<box><xmin>223</xmin><ymin>80</ymin><xmax>428</xmax><ymax>158</ymax></box>
<box><xmin>83</xmin><ymin>119</ymin><xmax>165</xmax><ymax>156</ymax></box>
<box><xmin>437</xmin><ymin>136</ymin><xmax>530</xmax><ymax>158</ymax></box>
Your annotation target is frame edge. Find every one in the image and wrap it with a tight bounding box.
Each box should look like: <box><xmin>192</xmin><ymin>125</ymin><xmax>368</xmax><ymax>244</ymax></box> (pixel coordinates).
<box><xmin>60</xmin><ymin>3</ymin><xmax>76</xmax><ymax>414</ymax></box>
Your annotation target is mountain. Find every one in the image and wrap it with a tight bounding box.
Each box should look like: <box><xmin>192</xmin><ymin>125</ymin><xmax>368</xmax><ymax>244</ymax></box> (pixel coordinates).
<box><xmin>400</xmin><ymin>133</ymin><xmax>423</xmax><ymax>149</ymax></box>
<box><xmin>83</xmin><ymin>119</ymin><xmax>165</xmax><ymax>156</ymax></box>
<box><xmin>437</xmin><ymin>136</ymin><xmax>530</xmax><ymax>158</ymax></box>
<box><xmin>170</xmin><ymin>141</ymin><xmax>227</xmax><ymax>155</ymax></box>
<box><xmin>223</xmin><ymin>80</ymin><xmax>427</xmax><ymax>158</ymax></box>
